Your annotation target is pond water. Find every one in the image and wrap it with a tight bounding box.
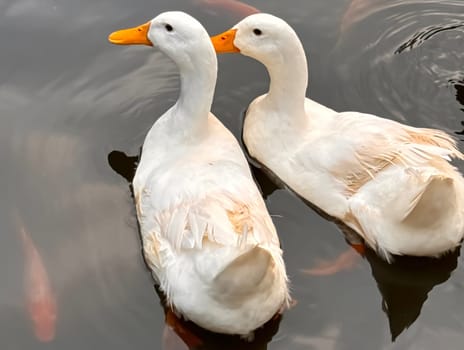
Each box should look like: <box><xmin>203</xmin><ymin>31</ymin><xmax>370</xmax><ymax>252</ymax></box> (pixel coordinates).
<box><xmin>1</xmin><ymin>0</ymin><xmax>464</xmax><ymax>349</ymax></box>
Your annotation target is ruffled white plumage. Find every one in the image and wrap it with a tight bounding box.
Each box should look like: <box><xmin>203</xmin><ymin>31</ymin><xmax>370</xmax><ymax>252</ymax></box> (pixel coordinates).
<box><xmin>135</xmin><ymin>116</ymin><xmax>281</xmax><ymax>274</ymax></box>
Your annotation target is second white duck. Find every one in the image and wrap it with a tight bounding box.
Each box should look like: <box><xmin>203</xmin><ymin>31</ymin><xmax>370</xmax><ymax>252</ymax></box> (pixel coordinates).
<box><xmin>108</xmin><ymin>11</ymin><xmax>288</xmax><ymax>335</ymax></box>
<box><xmin>211</xmin><ymin>13</ymin><xmax>464</xmax><ymax>261</ymax></box>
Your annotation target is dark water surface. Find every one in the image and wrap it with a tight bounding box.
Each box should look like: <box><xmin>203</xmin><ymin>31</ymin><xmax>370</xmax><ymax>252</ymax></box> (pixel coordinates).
<box><xmin>1</xmin><ymin>0</ymin><xmax>464</xmax><ymax>349</ymax></box>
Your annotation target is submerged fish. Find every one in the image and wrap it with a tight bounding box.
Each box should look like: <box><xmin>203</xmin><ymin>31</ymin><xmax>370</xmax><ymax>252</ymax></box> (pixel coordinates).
<box><xmin>302</xmin><ymin>244</ymin><xmax>365</xmax><ymax>276</ymax></box>
<box><xmin>340</xmin><ymin>0</ymin><xmax>394</xmax><ymax>33</ymax></box>
<box><xmin>19</xmin><ymin>223</ymin><xmax>57</xmax><ymax>342</ymax></box>
<box><xmin>162</xmin><ymin>308</ymin><xmax>202</xmax><ymax>350</ymax></box>
<box><xmin>193</xmin><ymin>0</ymin><xmax>259</xmax><ymax>17</ymax></box>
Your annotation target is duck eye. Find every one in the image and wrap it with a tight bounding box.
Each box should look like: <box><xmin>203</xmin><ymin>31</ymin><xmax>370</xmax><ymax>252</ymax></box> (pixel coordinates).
<box><xmin>165</xmin><ymin>24</ymin><xmax>173</xmax><ymax>32</ymax></box>
<box><xmin>253</xmin><ymin>28</ymin><xmax>262</xmax><ymax>36</ymax></box>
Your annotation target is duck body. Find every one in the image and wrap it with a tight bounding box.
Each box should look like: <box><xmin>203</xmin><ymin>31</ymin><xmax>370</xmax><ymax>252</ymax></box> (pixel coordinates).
<box><xmin>135</xmin><ymin>110</ymin><xmax>288</xmax><ymax>335</ymax></box>
<box><xmin>109</xmin><ymin>11</ymin><xmax>288</xmax><ymax>335</ymax></box>
<box><xmin>212</xmin><ymin>13</ymin><xmax>464</xmax><ymax>260</ymax></box>
<box><xmin>245</xmin><ymin>96</ymin><xmax>464</xmax><ymax>260</ymax></box>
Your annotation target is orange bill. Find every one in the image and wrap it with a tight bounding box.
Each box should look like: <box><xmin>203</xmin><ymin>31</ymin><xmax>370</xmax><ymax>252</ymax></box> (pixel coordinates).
<box><xmin>210</xmin><ymin>29</ymin><xmax>240</xmax><ymax>53</ymax></box>
<box><xmin>108</xmin><ymin>21</ymin><xmax>153</xmax><ymax>46</ymax></box>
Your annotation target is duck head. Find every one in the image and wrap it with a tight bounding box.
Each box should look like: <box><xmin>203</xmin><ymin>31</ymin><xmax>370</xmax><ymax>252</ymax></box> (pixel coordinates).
<box><xmin>108</xmin><ymin>11</ymin><xmax>216</xmax><ymax>70</ymax></box>
<box><xmin>211</xmin><ymin>13</ymin><xmax>303</xmax><ymax>66</ymax></box>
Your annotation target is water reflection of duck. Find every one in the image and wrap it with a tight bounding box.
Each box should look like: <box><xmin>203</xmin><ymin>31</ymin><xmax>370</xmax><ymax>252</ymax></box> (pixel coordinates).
<box><xmin>365</xmin><ymin>247</ymin><xmax>460</xmax><ymax>341</ymax></box>
<box><xmin>107</xmin><ymin>11</ymin><xmax>288</xmax><ymax>336</ymax></box>
<box><xmin>211</xmin><ymin>13</ymin><xmax>464</xmax><ymax>261</ymax></box>
<box><xmin>107</xmin><ymin>150</ymin><xmax>138</xmax><ymax>184</ymax></box>
<box><xmin>455</xmin><ymin>81</ymin><xmax>464</xmax><ymax>107</ymax></box>
<box><xmin>452</xmin><ymin>80</ymin><xmax>464</xmax><ymax>136</ymax></box>
<box><xmin>155</xmin><ymin>286</ymin><xmax>282</xmax><ymax>350</ymax></box>
<box><xmin>454</xmin><ymin>80</ymin><xmax>464</xmax><ymax>112</ymax></box>
<box><xmin>304</xmin><ymin>242</ymin><xmax>460</xmax><ymax>342</ymax></box>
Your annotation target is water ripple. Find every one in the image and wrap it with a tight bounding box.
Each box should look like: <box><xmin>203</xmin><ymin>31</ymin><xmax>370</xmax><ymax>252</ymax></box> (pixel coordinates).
<box><xmin>395</xmin><ymin>22</ymin><xmax>464</xmax><ymax>54</ymax></box>
<box><xmin>330</xmin><ymin>0</ymin><xmax>464</xmax><ymax>136</ymax></box>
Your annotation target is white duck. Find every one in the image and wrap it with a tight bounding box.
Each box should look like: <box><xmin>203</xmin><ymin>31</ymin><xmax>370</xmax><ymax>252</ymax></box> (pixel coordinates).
<box><xmin>211</xmin><ymin>13</ymin><xmax>464</xmax><ymax>261</ymax></box>
<box><xmin>108</xmin><ymin>11</ymin><xmax>288</xmax><ymax>335</ymax></box>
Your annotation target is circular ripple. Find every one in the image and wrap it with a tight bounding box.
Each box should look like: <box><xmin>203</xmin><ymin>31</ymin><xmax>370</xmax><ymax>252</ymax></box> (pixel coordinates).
<box><xmin>328</xmin><ymin>0</ymin><xmax>464</xmax><ymax>136</ymax></box>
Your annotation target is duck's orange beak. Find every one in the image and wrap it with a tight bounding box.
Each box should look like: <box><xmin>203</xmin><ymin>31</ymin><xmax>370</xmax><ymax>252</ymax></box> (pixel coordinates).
<box><xmin>108</xmin><ymin>21</ymin><xmax>153</xmax><ymax>46</ymax></box>
<box><xmin>211</xmin><ymin>29</ymin><xmax>240</xmax><ymax>53</ymax></box>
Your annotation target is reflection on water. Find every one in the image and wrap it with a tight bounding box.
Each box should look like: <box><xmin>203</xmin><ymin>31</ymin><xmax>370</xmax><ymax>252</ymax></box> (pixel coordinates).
<box><xmin>365</xmin><ymin>248</ymin><xmax>460</xmax><ymax>341</ymax></box>
<box><xmin>2</xmin><ymin>0</ymin><xmax>464</xmax><ymax>348</ymax></box>
<box><xmin>249</xmin><ymin>163</ymin><xmax>280</xmax><ymax>200</ymax></box>
<box><xmin>108</xmin><ymin>150</ymin><xmax>139</xmax><ymax>184</ymax></box>
<box><xmin>454</xmin><ymin>81</ymin><xmax>464</xmax><ymax>110</ymax></box>
<box><xmin>453</xmin><ymin>81</ymin><xmax>464</xmax><ymax>137</ymax></box>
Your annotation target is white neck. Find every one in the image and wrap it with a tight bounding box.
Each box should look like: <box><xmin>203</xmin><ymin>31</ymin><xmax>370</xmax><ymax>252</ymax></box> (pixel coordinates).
<box><xmin>141</xmin><ymin>46</ymin><xmax>217</xmax><ymax>158</ymax></box>
<box><xmin>161</xmin><ymin>47</ymin><xmax>217</xmax><ymax>143</ymax></box>
<box><xmin>262</xmin><ymin>38</ymin><xmax>308</xmax><ymax>124</ymax></box>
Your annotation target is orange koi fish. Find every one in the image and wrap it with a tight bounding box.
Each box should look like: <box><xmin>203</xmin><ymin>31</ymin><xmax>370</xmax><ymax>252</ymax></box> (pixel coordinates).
<box><xmin>19</xmin><ymin>224</ymin><xmax>57</xmax><ymax>342</ymax></box>
<box><xmin>162</xmin><ymin>308</ymin><xmax>202</xmax><ymax>350</ymax></box>
<box><xmin>302</xmin><ymin>244</ymin><xmax>365</xmax><ymax>276</ymax></box>
<box><xmin>340</xmin><ymin>0</ymin><xmax>396</xmax><ymax>34</ymax></box>
<box><xmin>194</xmin><ymin>0</ymin><xmax>260</xmax><ymax>17</ymax></box>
